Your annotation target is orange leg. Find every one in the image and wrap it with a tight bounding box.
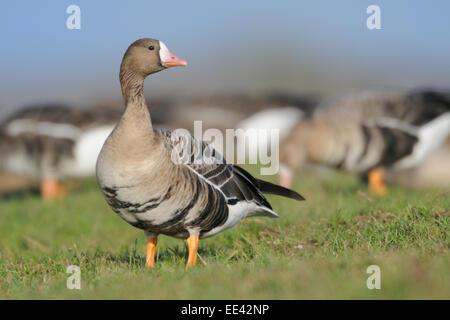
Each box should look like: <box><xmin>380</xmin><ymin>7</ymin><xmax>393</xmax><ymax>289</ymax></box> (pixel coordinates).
<box><xmin>186</xmin><ymin>236</ymin><xmax>199</xmax><ymax>268</ymax></box>
<box><xmin>40</xmin><ymin>179</ymin><xmax>67</xmax><ymax>201</ymax></box>
<box><xmin>368</xmin><ymin>168</ymin><xmax>387</xmax><ymax>196</ymax></box>
<box><xmin>146</xmin><ymin>237</ymin><xmax>158</xmax><ymax>267</ymax></box>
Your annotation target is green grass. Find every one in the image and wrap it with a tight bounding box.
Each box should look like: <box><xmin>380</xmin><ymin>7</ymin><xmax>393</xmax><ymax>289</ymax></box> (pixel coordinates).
<box><xmin>0</xmin><ymin>170</ymin><xmax>448</xmax><ymax>299</ymax></box>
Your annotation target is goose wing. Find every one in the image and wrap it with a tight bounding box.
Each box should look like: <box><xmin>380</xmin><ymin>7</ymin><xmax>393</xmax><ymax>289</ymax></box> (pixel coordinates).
<box><xmin>361</xmin><ymin>104</ymin><xmax>450</xmax><ymax>170</ymax></box>
<box><xmin>354</xmin><ymin>90</ymin><xmax>450</xmax><ymax>170</ymax></box>
<box><xmin>156</xmin><ymin>129</ymin><xmax>304</xmax><ymax>218</ymax></box>
<box><xmin>403</xmin><ymin>90</ymin><xmax>450</xmax><ymax>126</ymax></box>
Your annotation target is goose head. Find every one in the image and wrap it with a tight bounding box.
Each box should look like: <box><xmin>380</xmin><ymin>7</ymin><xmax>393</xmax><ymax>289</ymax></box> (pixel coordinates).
<box><xmin>120</xmin><ymin>38</ymin><xmax>187</xmax><ymax>78</ymax></box>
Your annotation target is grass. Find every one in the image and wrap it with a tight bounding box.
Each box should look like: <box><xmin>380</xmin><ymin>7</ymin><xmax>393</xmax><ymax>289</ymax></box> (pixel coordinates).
<box><xmin>0</xmin><ymin>169</ymin><xmax>448</xmax><ymax>299</ymax></box>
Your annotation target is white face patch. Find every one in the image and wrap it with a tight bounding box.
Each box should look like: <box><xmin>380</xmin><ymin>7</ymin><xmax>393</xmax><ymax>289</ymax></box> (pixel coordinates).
<box><xmin>159</xmin><ymin>41</ymin><xmax>171</xmax><ymax>63</ymax></box>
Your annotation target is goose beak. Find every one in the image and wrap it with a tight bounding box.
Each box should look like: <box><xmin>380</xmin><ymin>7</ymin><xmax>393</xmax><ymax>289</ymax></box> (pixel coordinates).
<box><xmin>161</xmin><ymin>52</ymin><xmax>187</xmax><ymax>67</ymax></box>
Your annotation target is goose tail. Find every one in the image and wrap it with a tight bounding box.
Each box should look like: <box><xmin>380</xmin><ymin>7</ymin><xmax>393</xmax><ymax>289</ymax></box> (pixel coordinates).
<box><xmin>256</xmin><ymin>178</ymin><xmax>305</xmax><ymax>201</ymax></box>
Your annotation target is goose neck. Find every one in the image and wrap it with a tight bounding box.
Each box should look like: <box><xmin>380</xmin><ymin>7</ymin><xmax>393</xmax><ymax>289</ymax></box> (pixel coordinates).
<box><xmin>119</xmin><ymin>70</ymin><xmax>153</xmax><ymax>131</ymax></box>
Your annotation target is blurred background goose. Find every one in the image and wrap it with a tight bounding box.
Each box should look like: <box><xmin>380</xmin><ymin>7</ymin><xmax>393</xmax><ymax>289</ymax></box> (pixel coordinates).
<box><xmin>0</xmin><ymin>104</ymin><xmax>121</xmax><ymax>200</ymax></box>
<box><xmin>279</xmin><ymin>90</ymin><xmax>450</xmax><ymax>195</ymax></box>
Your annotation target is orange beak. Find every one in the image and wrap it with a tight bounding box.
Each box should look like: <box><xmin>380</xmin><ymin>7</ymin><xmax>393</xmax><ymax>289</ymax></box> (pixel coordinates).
<box><xmin>161</xmin><ymin>52</ymin><xmax>187</xmax><ymax>67</ymax></box>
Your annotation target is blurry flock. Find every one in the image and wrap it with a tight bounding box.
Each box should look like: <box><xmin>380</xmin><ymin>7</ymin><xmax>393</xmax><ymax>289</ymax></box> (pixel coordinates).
<box><xmin>0</xmin><ymin>89</ymin><xmax>449</xmax><ymax>200</ymax></box>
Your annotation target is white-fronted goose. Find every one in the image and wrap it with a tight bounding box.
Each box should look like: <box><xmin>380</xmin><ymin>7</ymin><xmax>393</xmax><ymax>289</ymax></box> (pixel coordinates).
<box><xmin>0</xmin><ymin>104</ymin><xmax>120</xmax><ymax>199</ymax></box>
<box><xmin>96</xmin><ymin>38</ymin><xmax>304</xmax><ymax>268</ymax></box>
<box><xmin>279</xmin><ymin>90</ymin><xmax>450</xmax><ymax>195</ymax></box>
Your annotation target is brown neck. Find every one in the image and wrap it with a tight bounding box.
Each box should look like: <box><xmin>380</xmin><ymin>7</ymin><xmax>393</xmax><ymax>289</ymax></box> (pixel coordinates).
<box><xmin>119</xmin><ymin>69</ymin><xmax>153</xmax><ymax>132</ymax></box>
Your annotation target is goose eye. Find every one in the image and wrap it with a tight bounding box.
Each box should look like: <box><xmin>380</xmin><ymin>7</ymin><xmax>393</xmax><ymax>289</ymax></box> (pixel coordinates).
<box><xmin>148</xmin><ymin>46</ymin><xmax>155</xmax><ymax>51</ymax></box>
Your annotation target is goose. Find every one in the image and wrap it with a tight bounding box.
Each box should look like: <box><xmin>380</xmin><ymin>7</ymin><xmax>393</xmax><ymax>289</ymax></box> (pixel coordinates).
<box><xmin>96</xmin><ymin>38</ymin><xmax>304</xmax><ymax>268</ymax></box>
<box><xmin>0</xmin><ymin>104</ymin><xmax>120</xmax><ymax>199</ymax></box>
<box><xmin>279</xmin><ymin>90</ymin><xmax>450</xmax><ymax>195</ymax></box>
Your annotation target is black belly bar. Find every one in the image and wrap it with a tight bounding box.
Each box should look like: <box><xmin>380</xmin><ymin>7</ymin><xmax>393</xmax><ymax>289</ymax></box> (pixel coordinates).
<box><xmin>102</xmin><ymin>179</ymin><xmax>229</xmax><ymax>238</ymax></box>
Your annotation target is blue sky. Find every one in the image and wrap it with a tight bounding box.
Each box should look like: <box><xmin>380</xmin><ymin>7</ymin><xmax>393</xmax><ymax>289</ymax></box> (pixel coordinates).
<box><xmin>1</xmin><ymin>0</ymin><xmax>449</xmax><ymax>111</ymax></box>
